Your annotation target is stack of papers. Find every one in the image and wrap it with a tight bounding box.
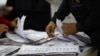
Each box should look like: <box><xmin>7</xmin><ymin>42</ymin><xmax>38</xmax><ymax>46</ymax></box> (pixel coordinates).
<box><xmin>16</xmin><ymin>44</ymin><xmax>80</xmax><ymax>55</ymax></box>
<box><xmin>6</xmin><ymin>15</ymin><xmax>55</xmax><ymax>44</ymax></box>
<box><xmin>0</xmin><ymin>45</ymin><xmax>19</xmax><ymax>55</ymax></box>
<box><xmin>6</xmin><ymin>30</ymin><xmax>55</xmax><ymax>44</ymax></box>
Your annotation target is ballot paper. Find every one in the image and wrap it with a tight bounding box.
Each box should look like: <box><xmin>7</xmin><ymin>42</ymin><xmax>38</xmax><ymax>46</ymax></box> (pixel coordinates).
<box><xmin>6</xmin><ymin>15</ymin><xmax>29</xmax><ymax>43</ymax></box>
<box><xmin>14</xmin><ymin>15</ymin><xmax>26</xmax><ymax>38</ymax></box>
<box><xmin>16</xmin><ymin>44</ymin><xmax>80</xmax><ymax>55</ymax></box>
<box><xmin>7</xmin><ymin>30</ymin><xmax>55</xmax><ymax>44</ymax></box>
<box><xmin>56</xmin><ymin>19</ymin><xmax>63</xmax><ymax>34</ymax></box>
<box><xmin>14</xmin><ymin>15</ymin><xmax>45</xmax><ymax>42</ymax></box>
<box><xmin>6</xmin><ymin>32</ymin><xmax>30</xmax><ymax>43</ymax></box>
<box><xmin>6</xmin><ymin>15</ymin><xmax>55</xmax><ymax>43</ymax></box>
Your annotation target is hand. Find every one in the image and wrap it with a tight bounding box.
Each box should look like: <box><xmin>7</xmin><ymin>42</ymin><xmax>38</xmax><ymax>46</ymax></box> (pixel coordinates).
<box><xmin>62</xmin><ymin>23</ymin><xmax>78</xmax><ymax>35</ymax></box>
<box><xmin>0</xmin><ymin>24</ymin><xmax>9</xmax><ymax>34</ymax></box>
<box><xmin>10</xmin><ymin>17</ymin><xmax>18</xmax><ymax>28</ymax></box>
<box><xmin>45</xmin><ymin>21</ymin><xmax>56</xmax><ymax>37</ymax></box>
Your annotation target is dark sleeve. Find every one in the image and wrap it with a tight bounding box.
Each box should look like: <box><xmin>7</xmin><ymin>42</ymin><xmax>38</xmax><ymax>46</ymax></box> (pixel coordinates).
<box><xmin>77</xmin><ymin>0</ymin><xmax>100</xmax><ymax>32</ymax></box>
<box><xmin>51</xmin><ymin>0</ymin><xmax>70</xmax><ymax>23</ymax></box>
<box><xmin>6</xmin><ymin>0</ymin><xmax>14</xmax><ymax>6</ymax></box>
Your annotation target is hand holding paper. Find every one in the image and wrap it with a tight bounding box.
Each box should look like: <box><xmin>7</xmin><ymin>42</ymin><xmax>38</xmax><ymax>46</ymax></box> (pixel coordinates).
<box><xmin>14</xmin><ymin>15</ymin><xmax>26</xmax><ymax>38</ymax></box>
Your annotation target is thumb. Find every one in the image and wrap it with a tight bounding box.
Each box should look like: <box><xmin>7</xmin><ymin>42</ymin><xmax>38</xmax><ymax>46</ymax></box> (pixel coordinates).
<box><xmin>12</xmin><ymin>17</ymin><xmax>19</xmax><ymax>24</ymax></box>
<box><xmin>13</xmin><ymin>17</ymin><xmax>18</xmax><ymax>22</ymax></box>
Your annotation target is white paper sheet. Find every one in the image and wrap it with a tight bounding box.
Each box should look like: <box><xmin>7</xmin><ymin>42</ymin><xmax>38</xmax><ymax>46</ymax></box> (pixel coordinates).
<box><xmin>14</xmin><ymin>15</ymin><xmax>26</xmax><ymax>38</ymax></box>
<box><xmin>6</xmin><ymin>15</ymin><xmax>30</xmax><ymax>43</ymax></box>
<box><xmin>56</xmin><ymin>19</ymin><xmax>63</xmax><ymax>34</ymax></box>
<box><xmin>14</xmin><ymin>15</ymin><xmax>50</xmax><ymax>42</ymax></box>
<box><xmin>0</xmin><ymin>45</ymin><xmax>19</xmax><ymax>55</ymax></box>
<box><xmin>25</xmin><ymin>30</ymin><xmax>48</xmax><ymax>41</ymax></box>
<box><xmin>16</xmin><ymin>44</ymin><xmax>79</xmax><ymax>55</ymax></box>
<box><xmin>6</xmin><ymin>32</ymin><xmax>29</xmax><ymax>43</ymax></box>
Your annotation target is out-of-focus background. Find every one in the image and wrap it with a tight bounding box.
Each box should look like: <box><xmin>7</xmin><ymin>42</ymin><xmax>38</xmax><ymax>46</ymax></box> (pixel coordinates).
<box><xmin>0</xmin><ymin>0</ymin><xmax>7</xmax><ymax>7</ymax></box>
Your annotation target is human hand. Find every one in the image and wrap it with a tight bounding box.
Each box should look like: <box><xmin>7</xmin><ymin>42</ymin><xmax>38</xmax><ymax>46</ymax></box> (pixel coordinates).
<box><xmin>45</xmin><ymin>21</ymin><xmax>56</xmax><ymax>37</ymax></box>
<box><xmin>62</xmin><ymin>23</ymin><xmax>78</xmax><ymax>35</ymax></box>
<box><xmin>10</xmin><ymin>17</ymin><xmax>18</xmax><ymax>28</ymax></box>
<box><xmin>0</xmin><ymin>24</ymin><xmax>9</xmax><ymax>34</ymax></box>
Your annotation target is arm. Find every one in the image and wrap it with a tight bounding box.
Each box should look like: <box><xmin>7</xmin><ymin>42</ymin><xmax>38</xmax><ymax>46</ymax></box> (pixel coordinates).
<box><xmin>46</xmin><ymin>0</ymin><xmax>71</xmax><ymax>37</ymax></box>
<box><xmin>0</xmin><ymin>24</ymin><xmax>8</xmax><ymax>35</ymax></box>
<box><xmin>77</xmin><ymin>0</ymin><xmax>100</xmax><ymax>32</ymax></box>
<box><xmin>51</xmin><ymin>0</ymin><xmax>70</xmax><ymax>23</ymax></box>
<box><xmin>0</xmin><ymin>16</ymin><xmax>17</xmax><ymax>28</ymax></box>
<box><xmin>0</xmin><ymin>16</ymin><xmax>11</xmax><ymax>26</ymax></box>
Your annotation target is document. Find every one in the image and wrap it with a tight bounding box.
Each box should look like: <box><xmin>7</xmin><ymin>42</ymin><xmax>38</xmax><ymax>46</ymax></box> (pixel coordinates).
<box><xmin>6</xmin><ymin>32</ymin><xmax>30</xmax><ymax>43</ymax></box>
<box><xmin>57</xmin><ymin>35</ymin><xmax>77</xmax><ymax>43</ymax></box>
<box><xmin>12</xmin><ymin>15</ymin><xmax>53</xmax><ymax>43</ymax></box>
<box><xmin>16</xmin><ymin>44</ymin><xmax>79</xmax><ymax>55</ymax></box>
<box><xmin>0</xmin><ymin>45</ymin><xmax>19</xmax><ymax>55</ymax></box>
<box><xmin>7</xmin><ymin>15</ymin><xmax>30</xmax><ymax>43</ymax></box>
<box><xmin>14</xmin><ymin>15</ymin><xmax>26</xmax><ymax>38</ymax></box>
<box><xmin>24</xmin><ymin>30</ymin><xmax>48</xmax><ymax>42</ymax></box>
<box><xmin>7</xmin><ymin>30</ymin><xmax>55</xmax><ymax>44</ymax></box>
<box><xmin>56</xmin><ymin>19</ymin><xmax>63</xmax><ymax>34</ymax></box>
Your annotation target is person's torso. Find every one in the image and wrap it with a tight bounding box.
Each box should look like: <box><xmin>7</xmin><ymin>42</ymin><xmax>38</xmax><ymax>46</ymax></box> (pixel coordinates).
<box><xmin>13</xmin><ymin>0</ymin><xmax>50</xmax><ymax>12</ymax></box>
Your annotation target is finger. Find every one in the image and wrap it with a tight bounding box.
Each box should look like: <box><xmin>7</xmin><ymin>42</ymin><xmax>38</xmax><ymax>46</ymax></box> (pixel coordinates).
<box><xmin>45</xmin><ymin>26</ymin><xmax>54</xmax><ymax>37</ymax></box>
<box><xmin>4</xmin><ymin>28</ymin><xmax>9</xmax><ymax>32</ymax></box>
<box><xmin>1</xmin><ymin>24</ymin><xmax>8</xmax><ymax>28</ymax></box>
<box><xmin>50</xmin><ymin>27</ymin><xmax>55</xmax><ymax>37</ymax></box>
<box><xmin>12</xmin><ymin>18</ymin><xmax>18</xmax><ymax>28</ymax></box>
<box><xmin>4</xmin><ymin>26</ymin><xmax>9</xmax><ymax>31</ymax></box>
<box><xmin>13</xmin><ymin>17</ymin><xmax>19</xmax><ymax>24</ymax></box>
<box><xmin>45</xmin><ymin>26</ymin><xmax>51</xmax><ymax>37</ymax></box>
<box><xmin>4</xmin><ymin>25</ymin><xmax>9</xmax><ymax>29</ymax></box>
<box><xmin>14</xmin><ymin>17</ymin><xmax>19</xmax><ymax>21</ymax></box>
